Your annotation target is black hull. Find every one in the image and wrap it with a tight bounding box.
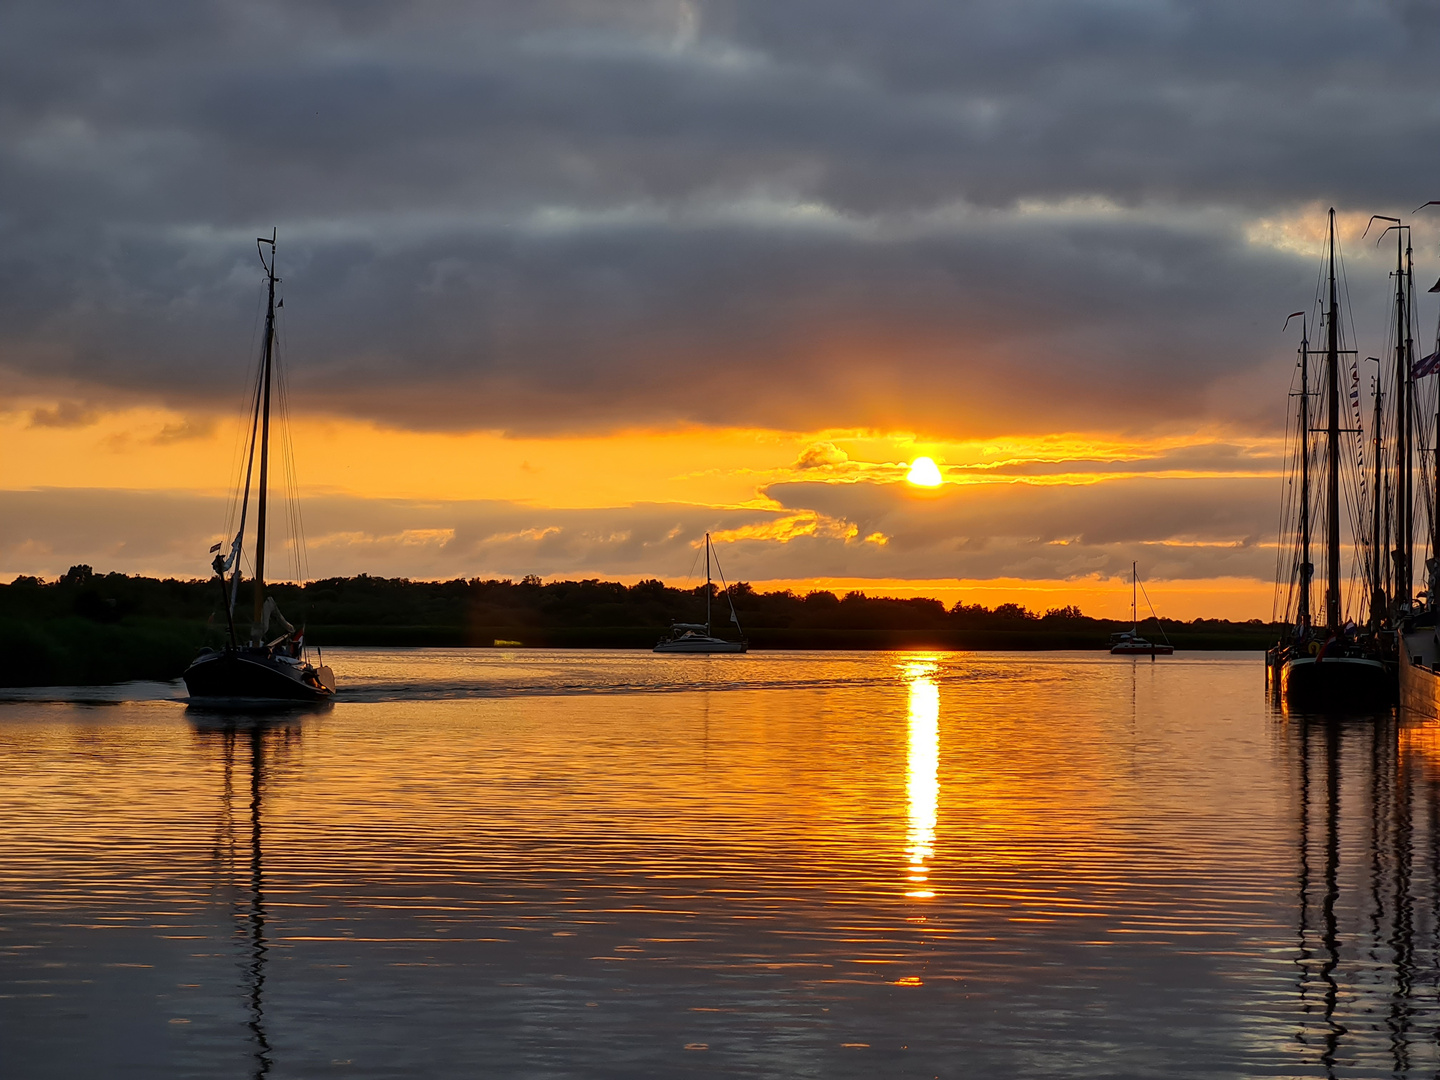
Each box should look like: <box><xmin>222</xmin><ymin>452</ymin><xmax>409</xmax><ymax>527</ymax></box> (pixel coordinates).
<box><xmin>1280</xmin><ymin>655</ymin><xmax>1394</xmax><ymax>710</ymax></box>
<box><xmin>183</xmin><ymin>649</ymin><xmax>333</xmax><ymax>703</ymax></box>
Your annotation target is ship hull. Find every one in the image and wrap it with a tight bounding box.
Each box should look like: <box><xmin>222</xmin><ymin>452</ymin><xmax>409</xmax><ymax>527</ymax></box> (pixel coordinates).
<box><xmin>1110</xmin><ymin>643</ymin><xmax>1174</xmax><ymax>655</ymax></box>
<box><xmin>1400</xmin><ymin>627</ymin><xmax>1440</xmax><ymax>718</ymax></box>
<box><xmin>1280</xmin><ymin>654</ymin><xmax>1393</xmax><ymax>709</ymax></box>
<box><xmin>653</xmin><ymin>637</ymin><xmax>747</xmax><ymax>654</ymax></box>
<box><xmin>183</xmin><ymin>648</ymin><xmax>334</xmax><ymax>703</ymax></box>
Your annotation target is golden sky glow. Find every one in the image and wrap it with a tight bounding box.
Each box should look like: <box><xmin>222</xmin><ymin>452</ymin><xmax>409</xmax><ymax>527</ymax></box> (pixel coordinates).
<box><xmin>0</xmin><ymin>397</ymin><xmax>1289</xmax><ymax>618</ymax></box>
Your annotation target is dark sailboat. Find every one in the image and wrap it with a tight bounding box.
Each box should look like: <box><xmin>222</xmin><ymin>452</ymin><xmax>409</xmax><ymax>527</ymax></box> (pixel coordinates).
<box><xmin>1269</xmin><ymin>209</ymin><xmax>1391</xmax><ymax>707</ymax></box>
<box><xmin>1397</xmin><ymin>202</ymin><xmax>1440</xmax><ymax>716</ymax></box>
<box><xmin>183</xmin><ymin>232</ymin><xmax>335</xmax><ymax>703</ymax></box>
<box><xmin>654</xmin><ymin>533</ymin><xmax>748</xmax><ymax>653</ymax></box>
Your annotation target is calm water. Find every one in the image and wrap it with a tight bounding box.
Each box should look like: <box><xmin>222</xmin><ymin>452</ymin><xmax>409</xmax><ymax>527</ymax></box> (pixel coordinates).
<box><xmin>1</xmin><ymin>649</ymin><xmax>1434</xmax><ymax>1078</ymax></box>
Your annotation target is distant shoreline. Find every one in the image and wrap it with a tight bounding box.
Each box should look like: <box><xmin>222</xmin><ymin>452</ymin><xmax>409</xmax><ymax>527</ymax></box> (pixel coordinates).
<box><xmin>0</xmin><ymin>569</ymin><xmax>1281</xmax><ymax>687</ymax></box>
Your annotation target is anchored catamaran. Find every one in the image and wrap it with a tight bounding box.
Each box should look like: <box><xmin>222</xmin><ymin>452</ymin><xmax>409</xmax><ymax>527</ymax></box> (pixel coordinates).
<box><xmin>183</xmin><ymin>232</ymin><xmax>335</xmax><ymax>703</ymax></box>
<box><xmin>654</xmin><ymin>533</ymin><xmax>748</xmax><ymax>654</ymax></box>
<box><xmin>1109</xmin><ymin>563</ymin><xmax>1173</xmax><ymax>655</ymax></box>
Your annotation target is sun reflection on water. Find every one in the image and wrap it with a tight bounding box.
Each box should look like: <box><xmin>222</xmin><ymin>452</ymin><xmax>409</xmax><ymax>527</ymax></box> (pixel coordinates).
<box><xmin>903</xmin><ymin>660</ymin><xmax>940</xmax><ymax>900</ymax></box>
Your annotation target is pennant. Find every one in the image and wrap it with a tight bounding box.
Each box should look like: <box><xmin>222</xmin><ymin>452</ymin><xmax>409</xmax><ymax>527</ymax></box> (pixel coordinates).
<box><xmin>209</xmin><ymin>542</ymin><xmax>223</xmax><ymax>553</ymax></box>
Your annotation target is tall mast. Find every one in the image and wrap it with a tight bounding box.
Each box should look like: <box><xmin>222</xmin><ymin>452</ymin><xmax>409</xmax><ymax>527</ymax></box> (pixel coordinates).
<box><xmin>252</xmin><ymin>230</ymin><xmax>277</xmax><ymax>639</ymax></box>
<box><xmin>705</xmin><ymin>532</ymin><xmax>712</xmax><ymax>636</ymax></box>
<box><xmin>1369</xmin><ymin>355</ymin><xmax>1384</xmax><ymax>629</ymax></box>
<box><xmin>1325</xmin><ymin>208</ymin><xmax>1342</xmax><ymax>630</ymax></box>
<box><xmin>1434</xmin><ymin>321</ymin><xmax>1440</xmax><ymax>597</ymax></box>
<box><xmin>1404</xmin><ymin>232</ymin><xmax>1416</xmax><ymax>609</ymax></box>
<box><xmin>1132</xmin><ymin>562</ymin><xmax>1137</xmax><ymax>633</ymax></box>
<box><xmin>1395</xmin><ymin>223</ymin><xmax>1413</xmax><ymax>608</ymax></box>
<box><xmin>1299</xmin><ymin>321</ymin><xmax>1313</xmax><ymax>631</ymax></box>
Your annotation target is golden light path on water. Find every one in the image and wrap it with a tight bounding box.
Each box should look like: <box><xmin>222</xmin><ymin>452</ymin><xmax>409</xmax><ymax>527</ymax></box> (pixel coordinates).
<box><xmin>904</xmin><ymin>660</ymin><xmax>939</xmax><ymax>901</ymax></box>
<box><xmin>10</xmin><ymin>650</ymin><xmax>1440</xmax><ymax>1076</ymax></box>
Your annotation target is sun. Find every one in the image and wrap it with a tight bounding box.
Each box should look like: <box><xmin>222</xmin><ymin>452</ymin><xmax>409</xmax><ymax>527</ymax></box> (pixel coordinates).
<box><xmin>906</xmin><ymin>456</ymin><xmax>943</xmax><ymax>487</ymax></box>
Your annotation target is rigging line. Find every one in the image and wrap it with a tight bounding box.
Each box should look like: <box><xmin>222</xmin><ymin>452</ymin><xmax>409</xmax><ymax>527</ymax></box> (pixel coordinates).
<box><xmin>229</xmin><ymin>339</ymin><xmax>268</xmax><ymax>617</ymax></box>
<box><xmin>1275</xmin><ymin>365</ymin><xmax>1304</xmax><ymax>625</ymax></box>
<box><xmin>223</xmin><ymin>282</ymin><xmax>270</xmax><ymax>545</ymax></box>
<box><xmin>710</xmin><ymin>540</ymin><xmax>743</xmax><ymax>630</ymax></box>
<box><xmin>1135</xmin><ymin>575</ymin><xmax>1170</xmax><ymax>646</ymax></box>
<box><xmin>273</xmin><ymin>317</ymin><xmax>307</xmax><ymax>586</ymax></box>
<box><xmin>681</xmin><ymin>542</ymin><xmax>703</xmax><ymax>589</ymax></box>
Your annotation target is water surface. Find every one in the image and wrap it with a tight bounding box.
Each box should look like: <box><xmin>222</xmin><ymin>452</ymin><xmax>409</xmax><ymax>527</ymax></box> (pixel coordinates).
<box><xmin>1</xmin><ymin>649</ymin><xmax>1432</xmax><ymax>1077</ymax></box>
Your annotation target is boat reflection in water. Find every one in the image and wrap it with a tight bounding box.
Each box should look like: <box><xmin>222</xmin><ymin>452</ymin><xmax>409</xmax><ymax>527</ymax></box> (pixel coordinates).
<box><xmin>189</xmin><ymin>708</ymin><xmax>307</xmax><ymax>1080</ymax></box>
<box><xmin>1285</xmin><ymin>706</ymin><xmax>1440</xmax><ymax>1075</ymax></box>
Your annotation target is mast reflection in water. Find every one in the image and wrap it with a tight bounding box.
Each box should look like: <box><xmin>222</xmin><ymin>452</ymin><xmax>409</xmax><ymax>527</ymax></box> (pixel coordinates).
<box><xmin>1288</xmin><ymin>711</ymin><xmax>1440</xmax><ymax>1075</ymax></box>
<box><xmin>194</xmin><ymin>716</ymin><xmax>298</xmax><ymax>1080</ymax></box>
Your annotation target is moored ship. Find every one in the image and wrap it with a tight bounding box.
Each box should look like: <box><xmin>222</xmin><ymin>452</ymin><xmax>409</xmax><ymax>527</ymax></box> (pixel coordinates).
<box><xmin>1268</xmin><ymin>209</ymin><xmax>1393</xmax><ymax>709</ymax></box>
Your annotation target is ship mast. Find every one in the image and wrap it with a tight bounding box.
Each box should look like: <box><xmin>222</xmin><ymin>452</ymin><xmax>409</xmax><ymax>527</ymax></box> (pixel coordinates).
<box><xmin>252</xmin><ymin>230</ymin><xmax>277</xmax><ymax>641</ymax></box>
<box><xmin>1298</xmin><ymin>318</ymin><xmax>1313</xmax><ymax>632</ymax></box>
<box><xmin>1325</xmin><ymin>208</ymin><xmax>1342</xmax><ymax>630</ymax></box>
<box><xmin>705</xmin><ymin>532</ymin><xmax>713</xmax><ymax>637</ymax></box>
<box><xmin>1369</xmin><ymin>354</ymin><xmax>1384</xmax><ymax>629</ymax></box>
<box><xmin>1405</xmin><ymin>232</ymin><xmax>1416</xmax><ymax>608</ymax></box>
<box><xmin>1394</xmin><ymin>223</ymin><xmax>1414</xmax><ymax>609</ymax></box>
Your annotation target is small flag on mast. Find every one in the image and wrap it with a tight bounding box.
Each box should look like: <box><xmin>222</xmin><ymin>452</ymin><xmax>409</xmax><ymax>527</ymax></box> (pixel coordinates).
<box><xmin>209</xmin><ymin>542</ymin><xmax>223</xmax><ymax>553</ymax></box>
<box><xmin>1414</xmin><ymin>351</ymin><xmax>1440</xmax><ymax>378</ymax></box>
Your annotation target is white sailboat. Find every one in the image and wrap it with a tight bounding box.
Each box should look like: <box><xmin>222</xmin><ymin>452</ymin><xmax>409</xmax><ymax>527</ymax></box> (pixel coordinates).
<box><xmin>1108</xmin><ymin>562</ymin><xmax>1173</xmax><ymax>655</ymax></box>
<box><xmin>654</xmin><ymin>533</ymin><xmax>748</xmax><ymax>654</ymax></box>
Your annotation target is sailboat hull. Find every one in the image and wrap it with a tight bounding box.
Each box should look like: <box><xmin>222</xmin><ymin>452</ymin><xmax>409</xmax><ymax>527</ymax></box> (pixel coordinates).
<box><xmin>1110</xmin><ymin>642</ymin><xmax>1173</xmax><ymax>655</ymax></box>
<box><xmin>1280</xmin><ymin>654</ymin><xmax>1393</xmax><ymax>709</ymax></box>
<box><xmin>653</xmin><ymin>636</ymin><xmax>747</xmax><ymax>654</ymax></box>
<box><xmin>183</xmin><ymin>648</ymin><xmax>334</xmax><ymax>703</ymax></box>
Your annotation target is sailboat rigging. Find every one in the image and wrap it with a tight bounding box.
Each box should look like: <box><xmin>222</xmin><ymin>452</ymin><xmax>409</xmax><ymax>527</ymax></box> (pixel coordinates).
<box><xmin>1108</xmin><ymin>562</ymin><xmax>1173</xmax><ymax>656</ymax></box>
<box><xmin>1269</xmin><ymin>209</ymin><xmax>1395</xmax><ymax>707</ymax></box>
<box><xmin>183</xmin><ymin>232</ymin><xmax>335</xmax><ymax>702</ymax></box>
<box><xmin>653</xmin><ymin>533</ymin><xmax>748</xmax><ymax>654</ymax></box>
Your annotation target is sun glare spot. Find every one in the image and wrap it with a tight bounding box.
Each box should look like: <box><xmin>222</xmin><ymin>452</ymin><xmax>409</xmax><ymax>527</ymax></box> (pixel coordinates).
<box><xmin>906</xmin><ymin>457</ymin><xmax>942</xmax><ymax>487</ymax></box>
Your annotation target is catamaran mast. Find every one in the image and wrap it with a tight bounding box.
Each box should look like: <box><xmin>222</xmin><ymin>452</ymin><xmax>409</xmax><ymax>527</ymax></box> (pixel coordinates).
<box><xmin>1325</xmin><ymin>208</ymin><xmax>1342</xmax><ymax>630</ymax></box>
<box><xmin>705</xmin><ymin>532</ymin><xmax>713</xmax><ymax>636</ymax></box>
<box><xmin>252</xmin><ymin>230</ymin><xmax>277</xmax><ymax>639</ymax></box>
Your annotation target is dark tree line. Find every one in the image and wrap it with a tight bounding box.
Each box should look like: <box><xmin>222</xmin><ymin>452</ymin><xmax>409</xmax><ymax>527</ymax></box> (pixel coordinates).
<box><xmin>2</xmin><ymin>566</ymin><xmax>1273</xmax><ymax>641</ymax></box>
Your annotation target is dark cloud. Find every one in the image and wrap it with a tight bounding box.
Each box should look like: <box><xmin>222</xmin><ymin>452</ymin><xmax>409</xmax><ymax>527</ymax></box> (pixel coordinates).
<box><xmin>0</xmin><ymin>0</ymin><xmax>1433</xmax><ymax>435</ymax></box>
<box><xmin>27</xmin><ymin>401</ymin><xmax>98</xmax><ymax>429</ymax></box>
<box><xmin>0</xmin><ymin>475</ymin><xmax>1289</xmax><ymax>586</ymax></box>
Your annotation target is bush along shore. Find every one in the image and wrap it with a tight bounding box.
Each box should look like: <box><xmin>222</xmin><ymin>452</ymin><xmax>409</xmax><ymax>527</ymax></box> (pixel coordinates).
<box><xmin>0</xmin><ymin>567</ymin><xmax>1281</xmax><ymax>687</ymax></box>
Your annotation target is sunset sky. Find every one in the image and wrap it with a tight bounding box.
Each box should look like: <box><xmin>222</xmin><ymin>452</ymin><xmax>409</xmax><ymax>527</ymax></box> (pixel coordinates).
<box><xmin>5</xmin><ymin>1</ymin><xmax>1440</xmax><ymax>619</ymax></box>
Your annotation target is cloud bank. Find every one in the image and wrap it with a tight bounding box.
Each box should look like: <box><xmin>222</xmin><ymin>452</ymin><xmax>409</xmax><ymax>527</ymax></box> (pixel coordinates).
<box><xmin>2</xmin><ymin>0</ymin><xmax>1434</xmax><ymax>436</ymax></box>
